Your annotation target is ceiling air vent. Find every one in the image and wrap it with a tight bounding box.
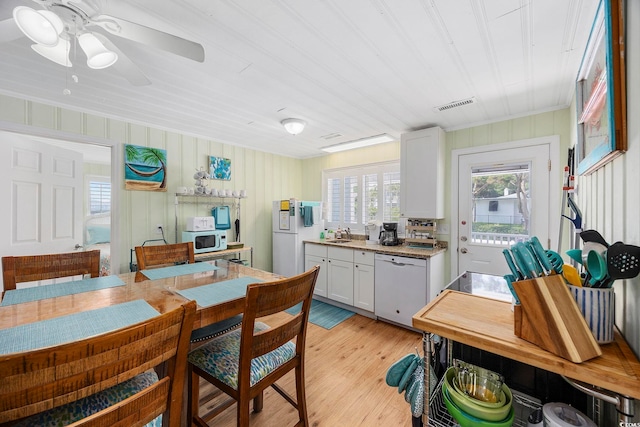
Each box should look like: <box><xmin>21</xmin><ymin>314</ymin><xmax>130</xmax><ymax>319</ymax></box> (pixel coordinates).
<box><xmin>320</xmin><ymin>133</ymin><xmax>343</xmax><ymax>140</ymax></box>
<box><xmin>434</xmin><ymin>97</ymin><xmax>477</xmax><ymax>112</ymax></box>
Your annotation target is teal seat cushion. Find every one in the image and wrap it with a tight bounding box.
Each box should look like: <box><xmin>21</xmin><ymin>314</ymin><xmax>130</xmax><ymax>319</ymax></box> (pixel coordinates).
<box><xmin>14</xmin><ymin>370</ymin><xmax>162</xmax><ymax>427</ymax></box>
<box><xmin>188</xmin><ymin>321</ymin><xmax>295</xmax><ymax>389</ymax></box>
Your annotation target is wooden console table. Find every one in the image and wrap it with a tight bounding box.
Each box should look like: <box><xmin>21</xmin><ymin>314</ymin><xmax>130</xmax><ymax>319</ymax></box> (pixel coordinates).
<box><xmin>413</xmin><ymin>289</ymin><xmax>640</xmax><ymax>425</ymax></box>
<box><xmin>194</xmin><ymin>246</ymin><xmax>253</xmax><ymax>267</ymax></box>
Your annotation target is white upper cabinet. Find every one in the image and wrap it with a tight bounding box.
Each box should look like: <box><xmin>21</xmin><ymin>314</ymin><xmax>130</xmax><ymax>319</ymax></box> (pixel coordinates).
<box><xmin>400</xmin><ymin>127</ymin><xmax>445</xmax><ymax>219</ymax></box>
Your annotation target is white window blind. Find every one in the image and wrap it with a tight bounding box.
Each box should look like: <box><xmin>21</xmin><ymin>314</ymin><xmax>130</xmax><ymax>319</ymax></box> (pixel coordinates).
<box><xmin>89</xmin><ymin>180</ymin><xmax>111</xmax><ymax>214</ymax></box>
<box><xmin>323</xmin><ymin>162</ymin><xmax>400</xmax><ymax>231</ymax></box>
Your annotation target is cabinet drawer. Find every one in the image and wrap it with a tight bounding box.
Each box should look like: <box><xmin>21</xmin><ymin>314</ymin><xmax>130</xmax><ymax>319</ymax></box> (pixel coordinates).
<box><xmin>305</xmin><ymin>243</ymin><xmax>327</xmax><ymax>257</ymax></box>
<box><xmin>354</xmin><ymin>250</ymin><xmax>375</xmax><ymax>265</ymax></box>
<box><xmin>328</xmin><ymin>246</ymin><xmax>353</xmax><ymax>262</ymax></box>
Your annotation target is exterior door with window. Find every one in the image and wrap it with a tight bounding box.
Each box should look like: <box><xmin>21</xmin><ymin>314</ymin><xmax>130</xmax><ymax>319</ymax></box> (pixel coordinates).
<box><xmin>454</xmin><ymin>141</ymin><xmax>554</xmax><ymax>277</ymax></box>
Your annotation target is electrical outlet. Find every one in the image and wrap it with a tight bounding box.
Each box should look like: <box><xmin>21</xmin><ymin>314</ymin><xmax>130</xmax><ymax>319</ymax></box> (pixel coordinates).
<box><xmin>155</xmin><ymin>224</ymin><xmax>164</xmax><ymax>235</ymax></box>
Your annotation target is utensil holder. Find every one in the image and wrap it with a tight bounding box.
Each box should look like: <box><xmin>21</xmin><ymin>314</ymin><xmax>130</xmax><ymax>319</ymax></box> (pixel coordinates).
<box><xmin>567</xmin><ymin>285</ymin><xmax>615</xmax><ymax>344</ymax></box>
<box><xmin>512</xmin><ymin>274</ymin><xmax>602</xmax><ymax>363</ymax></box>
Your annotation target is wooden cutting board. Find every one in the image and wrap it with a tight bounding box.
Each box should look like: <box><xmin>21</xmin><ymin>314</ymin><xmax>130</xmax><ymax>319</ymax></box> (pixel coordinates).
<box><xmin>512</xmin><ymin>274</ymin><xmax>601</xmax><ymax>363</ymax></box>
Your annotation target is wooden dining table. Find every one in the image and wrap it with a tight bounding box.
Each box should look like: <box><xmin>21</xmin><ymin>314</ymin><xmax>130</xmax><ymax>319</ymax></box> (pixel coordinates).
<box><xmin>0</xmin><ymin>259</ymin><xmax>283</xmax><ymax>341</ymax></box>
<box><xmin>0</xmin><ymin>259</ymin><xmax>283</xmax><ymax>426</ymax></box>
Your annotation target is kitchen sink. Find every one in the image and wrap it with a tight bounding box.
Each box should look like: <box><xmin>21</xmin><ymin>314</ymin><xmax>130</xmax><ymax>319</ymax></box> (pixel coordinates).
<box><xmin>328</xmin><ymin>239</ymin><xmax>351</xmax><ymax>244</ymax></box>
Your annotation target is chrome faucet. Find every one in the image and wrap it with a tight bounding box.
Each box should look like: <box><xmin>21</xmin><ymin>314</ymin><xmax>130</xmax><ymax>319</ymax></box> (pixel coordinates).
<box><xmin>345</xmin><ymin>227</ymin><xmax>352</xmax><ymax>240</ymax></box>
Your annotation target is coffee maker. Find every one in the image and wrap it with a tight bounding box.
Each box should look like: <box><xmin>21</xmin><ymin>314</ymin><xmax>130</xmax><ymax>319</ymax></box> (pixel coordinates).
<box><xmin>379</xmin><ymin>222</ymin><xmax>399</xmax><ymax>246</ymax></box>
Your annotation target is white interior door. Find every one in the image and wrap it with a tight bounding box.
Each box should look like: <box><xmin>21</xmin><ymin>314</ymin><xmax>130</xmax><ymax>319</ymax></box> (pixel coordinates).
<box><xmin>454</xmin><ymin>142</ymin><xmax>554</xmax><ymax>277</ymax></box>
<box><xmin>0</xmin><ymin>132</ymin><xmax>83</xmax><ymax>261</ymax></box>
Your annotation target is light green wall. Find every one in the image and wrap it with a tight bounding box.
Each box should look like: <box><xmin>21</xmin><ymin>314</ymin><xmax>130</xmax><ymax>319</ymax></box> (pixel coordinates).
<box><xmin>302</xmin><ymin>108</ymin><xmax>572</xmax><ymax>284</ymax></box>
<box><xmin>0</xmin><ymin>94</ymin><xmax>302</xmax><ymax>273</ymax></box>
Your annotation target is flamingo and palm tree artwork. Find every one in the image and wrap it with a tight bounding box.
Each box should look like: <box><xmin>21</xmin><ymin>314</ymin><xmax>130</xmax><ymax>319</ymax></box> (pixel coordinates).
<box><xmin>124</xmin><ymin>144</ymin><xmax>167</xmax><ymax>191</ymax></box>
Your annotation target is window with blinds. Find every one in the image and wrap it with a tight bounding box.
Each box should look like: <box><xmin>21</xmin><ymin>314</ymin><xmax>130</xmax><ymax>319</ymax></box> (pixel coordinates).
<box><xmin>323</xmin><ymin>162</ymin><xmax>400</xmax><ymax>231</ymax></box>
<box><xmin>89</xmin><ymin>180</ymin><xmax>111</xmax><ymax>214</ymax></box>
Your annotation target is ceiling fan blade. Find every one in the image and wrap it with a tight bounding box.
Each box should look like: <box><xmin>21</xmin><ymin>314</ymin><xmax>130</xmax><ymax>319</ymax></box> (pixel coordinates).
<box><xmin>0</xmin><ymin>17</ymin><xmax>23</xmax><ymax>44</ymax></box>
<box><xmin>90</xmin><ymin>14</ymin><xmax>204</xmax><ymax>63</ymax></box>
<box><xmin>93</xmin><ymin>32</ymin><xmax>151</xmax><ymax>86</ymax></box>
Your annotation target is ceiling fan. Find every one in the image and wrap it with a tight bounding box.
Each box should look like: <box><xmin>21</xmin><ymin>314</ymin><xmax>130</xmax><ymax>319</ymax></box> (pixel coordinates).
<box><xmin>0</xmin><ymin>0</ymin><xmax>205</xmax><ymax>86</ymax></box>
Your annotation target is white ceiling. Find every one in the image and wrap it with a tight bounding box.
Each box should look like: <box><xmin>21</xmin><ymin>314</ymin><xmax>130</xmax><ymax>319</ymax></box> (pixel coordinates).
<box><xmin>0</xmin><ymin>0</ymin><xmax>599</xmax><ymax>159</ymax></box>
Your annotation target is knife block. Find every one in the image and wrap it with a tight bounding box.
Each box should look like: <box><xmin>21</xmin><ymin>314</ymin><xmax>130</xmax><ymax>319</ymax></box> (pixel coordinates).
<box><xmin>512</xmin><ymin>274</ymin><xmax>602</xmax><ymax>363</ymax></box>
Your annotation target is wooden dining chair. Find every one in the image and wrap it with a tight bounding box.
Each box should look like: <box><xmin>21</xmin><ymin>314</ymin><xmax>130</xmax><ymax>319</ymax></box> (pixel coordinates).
<box><xmin>135</xmin><ymin>242</ymin><xmax>243</xmax><ymax>344</ymax></box>
<box><xmin>187</xmin><ymin>265</ymin><xmax>320</xmax><ymax>427</ymax></box>
<box><xmin>2</xmin><ymin>250</ymin><xmax>101</xmax><ymax>292</ymax></box>
<box><xmin>0</xmin><ymin>300</ymin><xmax>196</xmax><ymax>427</ymax></box>
<box><xmin>134</xmin><ymin>241</ymin><xmax>195</xmax><ymax>270</ymax></box>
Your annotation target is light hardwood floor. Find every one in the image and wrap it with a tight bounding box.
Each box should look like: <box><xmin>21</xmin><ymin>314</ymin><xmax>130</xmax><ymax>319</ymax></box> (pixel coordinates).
<box><xmin>194</xmin><ymin>312</ymin><xmax>423</xmax><ymax>426</ymax></box>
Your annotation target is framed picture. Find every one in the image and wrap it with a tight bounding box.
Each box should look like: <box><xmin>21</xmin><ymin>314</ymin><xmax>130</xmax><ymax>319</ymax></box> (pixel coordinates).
<box><xmin>124</xmin><ymin>144</ymin><xmax>167</xmax><ymax>191</ymax></box>
<box><xmin>576</xmin><ymin>0</ymin><xmax>626</xmax><ymax>175</ymax></box>
<box><xmin>209</xmin><ymin>156</ymin><xmax>231</xmax><ymax>180</ymax></box>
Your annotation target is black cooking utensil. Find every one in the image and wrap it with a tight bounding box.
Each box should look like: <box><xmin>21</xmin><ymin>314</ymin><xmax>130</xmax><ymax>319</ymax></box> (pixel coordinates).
<box><xmin>606</xmin><ymin>242</ymin><xmax>640</xmax><ymax>280</ymax></box>
<box><xmin>580</xmin><ymin>230</ymin><xmax>609</xmax><ymax>247</ymax></box>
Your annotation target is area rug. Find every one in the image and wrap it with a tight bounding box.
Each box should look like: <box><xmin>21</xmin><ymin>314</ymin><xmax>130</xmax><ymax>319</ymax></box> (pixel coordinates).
<box><xmin>285</xmin><ymin>299</ymin><xmax>355</xmax><ymax>329</ymax></box>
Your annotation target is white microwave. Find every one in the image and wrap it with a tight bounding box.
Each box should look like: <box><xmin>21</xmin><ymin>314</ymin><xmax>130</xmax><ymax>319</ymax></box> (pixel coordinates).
<box><xmin>182</xmin><ymin>230</ymin><xmax>227</xmax><ymax>253</ymax></box>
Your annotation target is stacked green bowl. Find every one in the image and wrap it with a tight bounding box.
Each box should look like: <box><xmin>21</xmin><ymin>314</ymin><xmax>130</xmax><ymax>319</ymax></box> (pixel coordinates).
<box><xmin>442</xmin><ymin>367</ymin><xmax>514</xmax><ymax>427</ymax></box>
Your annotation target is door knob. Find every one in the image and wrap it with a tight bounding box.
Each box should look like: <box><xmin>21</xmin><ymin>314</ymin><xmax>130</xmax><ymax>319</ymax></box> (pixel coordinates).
<box><xmin>460</xmin><ymin>248</ymin><xmax>468</xmax><ymax>254</ymax></box>
<box><xmin>460</xmin><ymin>236</ymin><xmax>468</xmax><ymax>242</ymax></box>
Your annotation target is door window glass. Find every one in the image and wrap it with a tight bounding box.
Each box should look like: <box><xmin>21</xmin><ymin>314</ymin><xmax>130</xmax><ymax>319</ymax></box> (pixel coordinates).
<box><xmin>471</xmin><ymin>163</ymin><xmax>530</xmax><ymax>246</ymax></box>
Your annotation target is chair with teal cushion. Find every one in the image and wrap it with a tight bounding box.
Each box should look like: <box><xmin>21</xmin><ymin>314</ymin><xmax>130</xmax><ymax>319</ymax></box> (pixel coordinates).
<box><xmin>187</xmin><ymin>266</ymin><xmax>320</xmax><ymax>427</ymax></box>
<box><xmin>134</xmin><ymin>242</ymin><xmax>243</xmax><ymax>344</ymax></box>
<box><xmin>0</xmin><ymin>301</ymin><xmax>196</xmax><ymax>427</ymax></box>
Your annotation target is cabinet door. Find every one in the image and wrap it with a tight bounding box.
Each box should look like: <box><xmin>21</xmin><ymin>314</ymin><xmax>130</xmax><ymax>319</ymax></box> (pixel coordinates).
<box><xmin>305</xmin><ymin>254</ymin><xmax>327</xmax><ymax>297</ymax></box>
<box><xmin>327</xmin><ymin>258</ymin><xmax>354</xmax><ymax>305</ymax></box>
<box><xmin>400</xmin><ymin>127</ymin><xmax>445</xmax><ymax>218</ymax></box>
<box><xmin>354</xmin><ymin>262</ymin><xmax>374</xmax><ymax>311</ymax></box>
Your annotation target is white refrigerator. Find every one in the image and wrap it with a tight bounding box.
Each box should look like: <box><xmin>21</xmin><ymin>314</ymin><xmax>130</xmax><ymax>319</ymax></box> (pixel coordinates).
<box><xmin>272</xmin><ymin>200</ymin><xmax>323</xmax><ymax>277</ymax></box>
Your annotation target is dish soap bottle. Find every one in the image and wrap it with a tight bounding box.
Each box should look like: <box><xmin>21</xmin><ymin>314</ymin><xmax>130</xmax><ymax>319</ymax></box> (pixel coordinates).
<box><xmin>336</xmin><ymin>226</ymin><xmax>342</xmax><ymax>239</ymax></box>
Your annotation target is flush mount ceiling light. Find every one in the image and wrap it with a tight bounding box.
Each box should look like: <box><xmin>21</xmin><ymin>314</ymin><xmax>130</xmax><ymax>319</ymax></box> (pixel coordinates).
<box><xmin>321</xmin><ymin>134</ymin><xmax>395</xmax><ymax>153</ymax></box>
<box><xmin>281</xmin><ymin>118</ymin><xmax>306</xmax><ymax>135</ymax></box>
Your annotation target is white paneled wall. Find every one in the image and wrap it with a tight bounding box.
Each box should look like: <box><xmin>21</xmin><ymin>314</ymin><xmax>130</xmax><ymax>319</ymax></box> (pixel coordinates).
<box><xmin>0</xmin><ymin>94</ymin><xmax>302</xmax><ymax>273</ymax></box>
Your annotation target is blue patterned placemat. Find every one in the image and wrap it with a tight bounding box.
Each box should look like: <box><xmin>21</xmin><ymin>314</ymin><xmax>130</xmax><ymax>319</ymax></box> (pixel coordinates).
<box><xmin>1</xmin><ymin>275</ymin><xmax>125</xmax><ymax>306</ymax></box>
<box><xmin>176</xmin><ymin>276</ymin><xmax>262</xmax><ymax>307</ymax></box>
<box><xmin>141</xmin><ymin>262</ymin><xmax>219</xmax><ymax>280</ymax></box>
<box><xmin>0</xmin><ymin>300</ymin><xmax>160</xmax><ymax>355</ymax></box>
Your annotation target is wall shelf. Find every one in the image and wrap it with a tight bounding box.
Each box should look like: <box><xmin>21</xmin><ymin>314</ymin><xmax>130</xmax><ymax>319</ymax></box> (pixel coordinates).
<box><xmin>174</xmin><ymin>193</ymin><xmax>246</xmax><ymax>244</ymax></box>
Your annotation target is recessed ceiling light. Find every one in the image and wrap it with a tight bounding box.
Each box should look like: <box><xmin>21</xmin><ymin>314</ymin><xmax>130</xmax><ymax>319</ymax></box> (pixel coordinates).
<box><xmin>321</xmin><ymin>134</ymin><xmax>395</xmax><ymax>153</ymax></box>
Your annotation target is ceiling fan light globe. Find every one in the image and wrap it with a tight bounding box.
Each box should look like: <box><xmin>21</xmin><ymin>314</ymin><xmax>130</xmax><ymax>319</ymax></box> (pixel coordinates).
<box><xmin>87</xmin><ymin>51</ymin><xmax>118</xmax><ymax>69</ymax></box>
<box><xmin>31</xmin><ymin>38</ymin><xmax>72</xmax><ymax>67</ymax></box>
<box><xmin>78</xmin><ymin>33</ymin><xmax>118</xmax><ymax>69</ymax></box>
<box><xmin>13</xmin><ymin>6</ymin><xmax>60</xmax><ymax>47</ymax></box>
<box><xmin>281</xmin><ymin>118</ymin><xmax>306</xmax><ymax>135</ymax></box>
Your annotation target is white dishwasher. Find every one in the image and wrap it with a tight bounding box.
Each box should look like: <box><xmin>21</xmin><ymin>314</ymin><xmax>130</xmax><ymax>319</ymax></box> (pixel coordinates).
<box><xmin>374</xmin><ymin>253</ymin><xmax>428</xmax><ymax>328</ymax></box>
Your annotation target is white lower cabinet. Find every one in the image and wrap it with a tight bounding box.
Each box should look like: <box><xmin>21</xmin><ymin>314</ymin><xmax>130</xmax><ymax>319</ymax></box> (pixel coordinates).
<box><xmin>304</xmin><ymin>244</ymin><xmax>373</xmax><ymax>311</ymax></box>
<box><xmin>327</xmin><ymin>247</ymin><xmax>354</xmax><ymax>305</ymax></box>
<box><xmin>353</xmin><ymin>250</ymin><xmax>375</xmax><ymax>311</ymax></box>
<box><xmin>304</xmin><ymin>243</ymin><xmax>327</xmax><ymax>297</ymax></box>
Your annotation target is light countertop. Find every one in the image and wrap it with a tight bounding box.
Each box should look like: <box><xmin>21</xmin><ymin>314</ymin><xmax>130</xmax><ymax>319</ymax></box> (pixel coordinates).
<box><xmin>304</xmin><ymin>238</ymin><xmax>446</xmax><ymax>258</ymax></box>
